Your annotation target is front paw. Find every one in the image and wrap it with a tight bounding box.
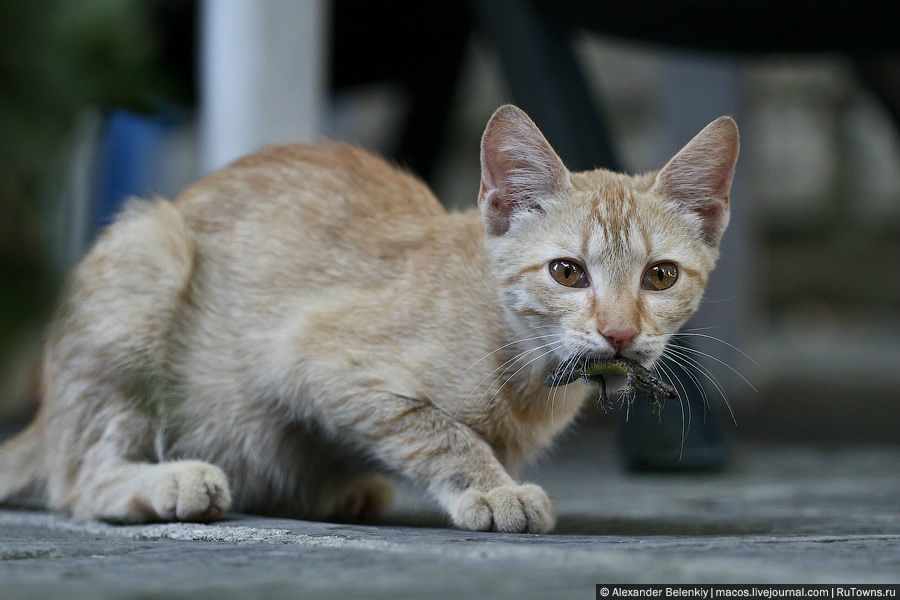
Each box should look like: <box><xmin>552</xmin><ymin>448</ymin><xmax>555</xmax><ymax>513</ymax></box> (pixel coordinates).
<box><xmin>449</xmin><ymin>483</ymin><xmax>555</xmax><ymax>533</ymax></box>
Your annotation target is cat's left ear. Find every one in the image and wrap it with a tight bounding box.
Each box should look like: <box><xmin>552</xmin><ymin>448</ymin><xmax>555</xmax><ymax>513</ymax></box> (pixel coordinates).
<box><xmin>479</xmin><ymin>105</ymin><xmax>569</xmax><ymax>236</ymax></box>
<box><xmin>652</xmin><ymin>116</ymin><xmax>739</xmax><ymax>246</ymax></box>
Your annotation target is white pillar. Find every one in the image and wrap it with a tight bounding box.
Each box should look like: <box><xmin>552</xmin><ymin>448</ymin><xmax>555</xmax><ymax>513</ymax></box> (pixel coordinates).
<box><xmin>199</xmin><ymin>0</ymin><xmax>327</xmax><ymax>174</ymax></box>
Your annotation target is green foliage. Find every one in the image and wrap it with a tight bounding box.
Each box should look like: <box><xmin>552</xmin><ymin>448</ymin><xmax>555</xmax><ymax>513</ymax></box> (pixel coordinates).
<box><xmin>0</xmin><ymin>0</ymin><xmax>184</xmax><ymax>364</ymax></box>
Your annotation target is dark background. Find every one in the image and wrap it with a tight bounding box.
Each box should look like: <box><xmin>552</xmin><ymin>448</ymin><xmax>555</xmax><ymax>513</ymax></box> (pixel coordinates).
<box><xmin>1</xmin><ymin>0</ymin><xmax>898</xmax><ymax>444</ymax></box>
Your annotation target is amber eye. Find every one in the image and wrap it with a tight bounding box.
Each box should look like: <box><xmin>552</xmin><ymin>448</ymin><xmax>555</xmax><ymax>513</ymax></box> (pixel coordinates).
<box><xmin>548</xmin><ymin>259</ymin><xmax>589</xmax><ymax>288</ymax></box>
<box><xmin>642</xmin><ymin>262</ymin><xmax>679</xmax><ymax>291</ymax></box>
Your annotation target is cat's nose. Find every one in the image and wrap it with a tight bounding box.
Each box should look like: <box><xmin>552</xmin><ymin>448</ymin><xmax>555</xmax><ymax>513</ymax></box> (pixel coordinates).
<box><xmin>601</xmin><ymin>327</ymin><xmax>638</xmax><ymax>353</ymax></box>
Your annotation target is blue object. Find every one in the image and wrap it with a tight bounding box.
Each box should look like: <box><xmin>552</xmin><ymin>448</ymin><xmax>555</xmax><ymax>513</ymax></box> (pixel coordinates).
<box><xmin>92</xmin><ymin>110</ymin><xmax>176</xmax><ymax>236</ymax></box>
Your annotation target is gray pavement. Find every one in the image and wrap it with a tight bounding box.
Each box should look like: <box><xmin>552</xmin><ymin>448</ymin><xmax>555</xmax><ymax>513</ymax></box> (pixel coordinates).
<box><xmin>2</xmin><ymin>429</ymin><xmax>898</xmax><ymax>598</ymax></box>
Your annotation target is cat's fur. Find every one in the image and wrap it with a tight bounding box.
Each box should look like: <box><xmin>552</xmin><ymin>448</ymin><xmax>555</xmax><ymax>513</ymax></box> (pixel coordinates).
<box><xmin>0</xmin><ymin>105</ymin><xmax>737</xmax><ymax>533</ymax></box>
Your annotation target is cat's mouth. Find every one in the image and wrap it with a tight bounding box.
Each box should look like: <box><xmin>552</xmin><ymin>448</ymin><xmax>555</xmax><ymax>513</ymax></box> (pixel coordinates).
<box><xmin>544</xmin><ymin>353</ymin><xmax>677</xmax><ymax>404</ymax></box>
<box><xmin>556</xmin><ymin>355</ymin><xmax>632</xmax><ymax>391</ymax></box>
<box><xmin>575</xmin><ymin>349</ymin><xmax>654</xmax><ymax>369</ymax></box>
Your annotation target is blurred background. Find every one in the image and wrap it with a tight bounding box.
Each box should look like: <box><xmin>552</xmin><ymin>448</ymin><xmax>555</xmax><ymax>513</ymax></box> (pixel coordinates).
<box><xmin>1</xmin><ymin>0</ymin><xmax>898</xmax><ymax>446</ymax></box>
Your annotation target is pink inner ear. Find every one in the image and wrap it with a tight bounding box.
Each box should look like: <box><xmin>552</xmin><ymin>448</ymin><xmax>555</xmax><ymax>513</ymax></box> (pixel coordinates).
<box><xmin>479</xmin><ymin>182</ymin><xmax>514</xmax><ymax>235</ymax></box>
<box><xmin>695</xmin><ymin>202</ymin><xmax>728</xmax><ymax>243</ymax></box>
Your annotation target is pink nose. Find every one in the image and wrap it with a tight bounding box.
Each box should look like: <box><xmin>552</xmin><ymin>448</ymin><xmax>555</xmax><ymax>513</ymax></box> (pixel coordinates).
<box><xmin>601</xmin><ymin>327</ymin><xmax>638</xmax><ymax>353</ymax></box>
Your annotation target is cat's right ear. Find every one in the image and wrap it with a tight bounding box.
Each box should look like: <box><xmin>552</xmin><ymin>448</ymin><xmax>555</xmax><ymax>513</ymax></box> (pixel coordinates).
<box><xmin>478</xmin><ymin>105</ymin><xmax>569</xmax><ymax>236</ymax></box>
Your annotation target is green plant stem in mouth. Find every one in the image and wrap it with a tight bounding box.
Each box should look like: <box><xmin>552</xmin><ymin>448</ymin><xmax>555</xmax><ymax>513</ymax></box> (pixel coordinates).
<box><xmin>544</xmin><ymin>356</ymin><xmax>677</xmax><ymax>415</ymax></box>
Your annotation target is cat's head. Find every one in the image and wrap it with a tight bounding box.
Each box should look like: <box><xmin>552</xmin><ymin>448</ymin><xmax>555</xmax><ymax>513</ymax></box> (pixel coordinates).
<box><xmin>478</xmin><ymin>105</ymin><xmax>738</xmax><ymax>368</ymax></box>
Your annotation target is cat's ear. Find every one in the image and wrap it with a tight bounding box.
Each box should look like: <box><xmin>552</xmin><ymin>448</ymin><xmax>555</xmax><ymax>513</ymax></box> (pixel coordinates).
<box><xmin>652</xmin><ymin>116</ymin><xmax>739</xmax><ymax>246</ymax></box>
<box><xmin>478</xmin><ymin>105</ymin><xmax>569</xmax><ymax>236</ymax></box>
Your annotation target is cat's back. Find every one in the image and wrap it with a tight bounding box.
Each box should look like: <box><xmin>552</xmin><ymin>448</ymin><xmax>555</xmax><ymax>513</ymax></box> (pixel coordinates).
<box><xmin>175</xmin><ymin>141</ymin><xmax>446</xmax><ymax>238</ymax></box>
<box><xmin>167</xmin><ymin>140</ymin><xmax>474</xmax><ymax>331</ymax></box>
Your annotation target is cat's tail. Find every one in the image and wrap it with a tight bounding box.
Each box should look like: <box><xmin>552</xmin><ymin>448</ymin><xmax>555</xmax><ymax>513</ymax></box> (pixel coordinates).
<box><xmin>0</xmin><ymin>409</ymin><xmax>46</xmax><ymax>507</ymax></box>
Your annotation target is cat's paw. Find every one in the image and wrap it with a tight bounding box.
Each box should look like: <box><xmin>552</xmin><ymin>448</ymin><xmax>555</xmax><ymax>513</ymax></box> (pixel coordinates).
<box><xmin>449</xmin><ymin>483</ymin><xmax>555</xmax><ymax>533</ymax></box>
<box><xmin>329</xmin><ymin>473</ymin><xmax>394</xmax><ymax>522</ymax></box>
<box><xmin>147</xmin><ymin>460</ymin><xmax>231</xmax><ymax>522</ymax></box>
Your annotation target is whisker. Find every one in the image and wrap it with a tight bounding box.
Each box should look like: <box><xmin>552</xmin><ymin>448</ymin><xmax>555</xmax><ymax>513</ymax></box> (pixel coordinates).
<box><xmin>547</xmin><ymin>348</ymin><xmax>570</xmax><ymax>418</ymax></box>
<box><xmin>662</xmin><ymin>350</ymin><xmax>738</xmax><ymax>426</ymax></box>
<box><xmin>456</xmin><ymin>338</ymin><xmax>561</xmax><ymax>418</ymax></box>
<box><xmin>670</xmin><ymin>332</ymin><xmax>767</xmax><ymax>374</ymax></box>
<box><xmin>557</xmin><ymin>348</ymin><xmax>583</xmax><ymax>416</ymax></box>
<box><xmin>466</xmin><ymin>338</ymin><xmax>561</xmax><ymax>400</ymax></box>
<box><xmin>663</xmin><ymin>352</ymin><xmax>710</xmax><ymax>418</ymax></box>
<box><xmin>655</xmin><ymin>360</ymin><xmax>688</xmax><ymax>456</ymax></box>
<box><xmin>660</xmin><ymin>359</ymin><xmax>691</xmax><ymax>434</ymax></box>
<box><xmin>458</xmin><ymin>328</ymin><xmax>559</xmax><ymax>376</ymax></box>
<box><xmin>548</xmin><ymin>347</ymin><xmax>578</xmax><ymax>421</ymax></box>
<box><xmin>471</xmin><ymin>341</ymin><xmax>562</xmax><ymax>412</ymax></box>
<box><xmin>667</xmin><ymin>342</ymin><xmax>758</xmax><ymax>392</ymax></box>
<box><xmin>699</xmin><ymin>295</ymin><xmax>739</xmax><ymax>304</ymax></box>
<box><xmin>482</xmin><ymin>342</ymin><xmax>564</xmax><ymax>413</ymax></box>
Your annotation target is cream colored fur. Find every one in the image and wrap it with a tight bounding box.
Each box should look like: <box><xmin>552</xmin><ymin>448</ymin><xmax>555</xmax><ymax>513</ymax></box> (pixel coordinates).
<box><xmin>0</xmin><ymin>106</ymin><xmax>738</xmax><ymax>532</ymax></box>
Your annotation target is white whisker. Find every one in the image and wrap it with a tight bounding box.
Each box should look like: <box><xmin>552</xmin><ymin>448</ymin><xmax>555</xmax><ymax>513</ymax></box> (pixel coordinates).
<box><xmin>458</xmin><ymin>327</ymin><xmax>559</xmax><ymax>376</ymax></box>
<box><xmin>455</xmin><ymin>338</ymin><xmax>562</xmax><ymax>418</ymax></box>
<box><xmin>671</xmin><ymin>332</ymin><xmax>767</xmax><ymax>374</ymax></box>
<box><xmin>546</xmin><ymin>348</ymin><xmax>569</xmax><ymax>420</ymax></box>
<box><xmin>549</xmin><ymin>348</ymin><xmax>581</xmax><ymax>420</ymax></box>
<box><xmin>664</xmin><ymin>353</ymin><xmax>710</xmax><ymax>417</ymax></box>
<box><xmin>662</xmin><ymin>349</ymin><xmax>737</xmax><ymax>426</ymax></box>
<box><xmin>655</xmin><ymin>360</ymin><xmax>688</xmax><ymax>456</ymax></box>
<box><xmin>483</xmin><ymin>342</ymin><xmax>564</xmax><ymax>413</ymax></box>
<box><xmin>470</xmin><ymin>340</ymin><xmax>562</xmax><ymax>412</ymax></box>
<box><xmin>667</xmin><ymin>342</ymin><xmax>757</xmax><ymax>392</ymax></box>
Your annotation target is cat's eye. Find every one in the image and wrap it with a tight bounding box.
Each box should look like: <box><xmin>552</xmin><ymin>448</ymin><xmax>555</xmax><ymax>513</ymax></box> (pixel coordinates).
<box><xmin>548</xmin><ymin>259</ymin><xmax>589</xmax><ymax>288</ymax></box>
<box><xmin>642</xmin><ymin>262</ymin><xmax>679</xmax><ymax>291</ymax></box>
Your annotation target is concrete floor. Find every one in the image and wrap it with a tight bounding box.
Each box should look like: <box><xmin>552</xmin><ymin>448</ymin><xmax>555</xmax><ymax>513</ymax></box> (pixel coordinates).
<box><xmin>2</xmin><ymin>429</ymin><xmax>898</xmax><ymax>599</ymax></box>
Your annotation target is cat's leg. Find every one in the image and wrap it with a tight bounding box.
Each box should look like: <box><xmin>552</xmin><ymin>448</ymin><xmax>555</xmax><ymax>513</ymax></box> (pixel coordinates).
<box><xmin>72</xmin><ymin>458</ymin><xmax>231</xmax><ymax>523</ymax></box>
<box><xmin>316</xmin><ymin>392</ymin><xmax>554</xmax><ymax>533</ymax></box>
<box><xmin>52</xmin><ymin>407</ymin><xmax>231</xmax><ymax>523</ymax></box>
<box><xmin>45</xmin><ymin>398</ymin><xmax>232</xmax><ymax>523</ymax></box>
<box><xmin>39</xmin><ymin>198</ymin><xmax>232</xmax><ymax>523</ymax></box>
<box><xmin>241</xmin><ymin>467</ymin><xmax>392</xmax><ymax>523</ymax></box>
<box><xmin>213</xmin><ymin>419</ymin><xmax>392</xmax><ymax>523</ymax></box>
<box><xmin>326</xmin><ymin>472</ymin><xmax>394</xmax><ymax>522</ymax></box>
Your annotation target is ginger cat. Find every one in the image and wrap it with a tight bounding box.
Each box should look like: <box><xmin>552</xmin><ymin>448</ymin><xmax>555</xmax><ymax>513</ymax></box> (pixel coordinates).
<box><xmin>0</xmin><ymin>105</ymin><xmax>737</xmax><ymax>533</ymax></box>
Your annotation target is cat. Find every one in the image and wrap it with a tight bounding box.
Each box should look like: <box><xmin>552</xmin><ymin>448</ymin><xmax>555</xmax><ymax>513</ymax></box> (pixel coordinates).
<box><xmin>0</xmin><ymin>105</ymin><xmax>737</xmax><ymax>533</ymax></box>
